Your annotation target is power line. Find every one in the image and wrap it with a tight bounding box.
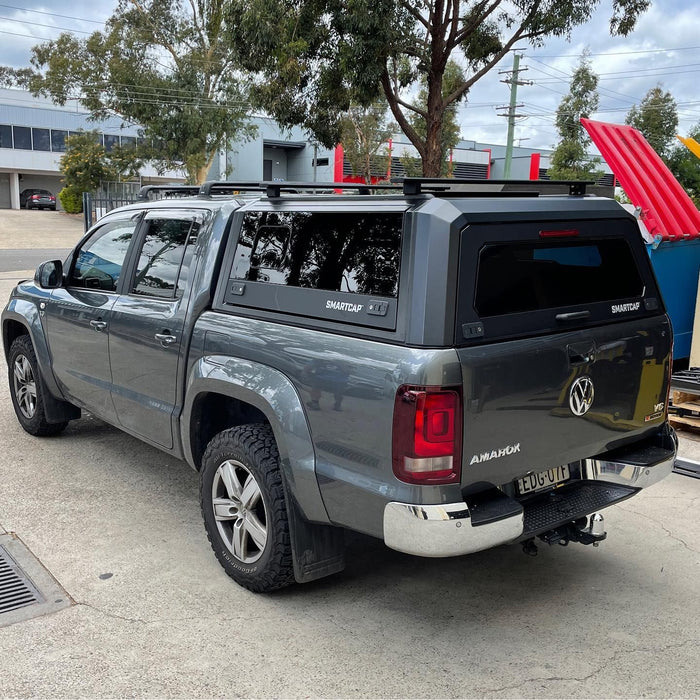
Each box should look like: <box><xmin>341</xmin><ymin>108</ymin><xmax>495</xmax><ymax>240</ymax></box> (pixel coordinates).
<box><xmin>527</xmin><ymin>45</ymin><xmax>700</xmax><ymax>58</ymax></box>
<box><xmin>0</xmin><ymin>4</ymin><xmax>105</xmax><ymax>24</ymax></box>
<box><xmin>0</xmin><ymin>15</ymin><xmax>93</xmax><ymax>35</ymax></box>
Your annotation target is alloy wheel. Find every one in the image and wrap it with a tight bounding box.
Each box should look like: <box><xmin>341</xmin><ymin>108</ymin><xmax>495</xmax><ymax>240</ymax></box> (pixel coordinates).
<box><xmin>212</xmin><ymin>459</ymin><xmax>268</xmax><ymax>564</ymax></box>
<box><xmin>13</xmin><ymin>354</ymin><xmax>37</xmax><ymax>419</ymax></box>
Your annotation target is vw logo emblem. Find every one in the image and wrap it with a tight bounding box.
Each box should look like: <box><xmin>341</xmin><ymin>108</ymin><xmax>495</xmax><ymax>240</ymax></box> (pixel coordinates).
<box><xmin>569</xmin><ymin>376</ymin><xmax>595</xmax><ymax>416</ymax></box>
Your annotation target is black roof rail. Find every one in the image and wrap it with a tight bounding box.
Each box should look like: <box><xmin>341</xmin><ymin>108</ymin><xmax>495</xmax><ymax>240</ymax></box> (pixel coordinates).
<box><xmin>261</xmin><ymin>181</ymin><xmax>401</xmax><ymax>198</ymax></box>
<box><xmin>395</xmin><ymin>177</ymin><xmax>594</xmax><ymax>197</ymax></box>
<box><xmin>137</xmin><ymin>185</ymin><xmax>200</xmax><ymax>200</ymax></box>
<box><xmin>198</xmin><ymin>181</ymin><xmax>269</xmax><ymax>196</ymax></box>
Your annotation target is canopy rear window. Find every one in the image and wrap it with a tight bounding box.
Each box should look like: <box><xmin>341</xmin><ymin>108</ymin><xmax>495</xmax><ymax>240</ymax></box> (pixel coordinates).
<box><xmin>475</xmin><ymin>239</ymin><xmax>644</xmax><ymax>317</ymax></box>
<box><xmin>456</xmin><ymin>218</ymin><xmax>662</xmax><ymax>345</ymax></box>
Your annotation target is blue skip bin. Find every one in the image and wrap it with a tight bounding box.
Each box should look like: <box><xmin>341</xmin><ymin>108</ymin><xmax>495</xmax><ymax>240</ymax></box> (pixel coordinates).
<box><xmin>647</xmin><ymin>239</ymin><xmax>700</xmax><ymax>361</ymax></box>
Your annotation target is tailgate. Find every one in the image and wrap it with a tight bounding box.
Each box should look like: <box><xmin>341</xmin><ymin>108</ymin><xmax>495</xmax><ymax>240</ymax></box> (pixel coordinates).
<box><xmin>454</xmin><ymin>216</ymin><xmax>672</xmax><ymax>489</ymax></box>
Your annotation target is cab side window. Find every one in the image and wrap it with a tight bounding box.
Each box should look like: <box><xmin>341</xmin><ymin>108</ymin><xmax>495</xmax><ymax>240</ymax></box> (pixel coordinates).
<box><xmin>131</xmin><ymin>217</ymin><xmax>199</xmax><ymax>299</ymax></box>
<box><xmin>70</xmin><ymin>218</ymin><xmax>139</xmax><ymax>291</ymax></box>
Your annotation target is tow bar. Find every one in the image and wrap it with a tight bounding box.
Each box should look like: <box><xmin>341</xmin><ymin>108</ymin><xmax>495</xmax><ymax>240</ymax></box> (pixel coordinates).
<box><xmin>522</xmin><ymin>513</ymin><xmax>607</xmax><ymax>555</ymax></box>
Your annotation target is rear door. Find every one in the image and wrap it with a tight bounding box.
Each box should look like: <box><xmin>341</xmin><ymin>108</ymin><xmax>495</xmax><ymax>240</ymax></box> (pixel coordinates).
<box><xmin>455</xmin><ymin>216</ymin><xmax>672</xmax><ymax>490</ymax></box>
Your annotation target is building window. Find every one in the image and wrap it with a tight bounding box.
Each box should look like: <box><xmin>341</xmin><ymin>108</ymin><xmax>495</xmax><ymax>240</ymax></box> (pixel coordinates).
<box><xmin>0</xmin><ymin>124</ymin><xmax>11</xmax><ymax>148</ymax></box>
<box><xmin>13</xmin><ymin>126</ymin><xmax>31</xmax><ymax>150</ymax></box>
<box><xmin>51</xmin><ymin>130</ymin><xmax>68</xmax><ymax>152</ymax></box>
<box><xmin>103</xmin><ymin>134</ymin><xmax>120</xmax><ymax>152</ymax></box>
<box><xmin>32</xmin><ymin>128</ymin><xmax>50</xmax><ymax>151</ymax></box>
<box><xmin>121</xmin><ymin>135</ymin><xmax>136</xmax><ymax>149</ymax></box>
<box><xmin>312</xmin><ymin>157</ymin><xmax>329</xmax><ymax>167</ymax></box>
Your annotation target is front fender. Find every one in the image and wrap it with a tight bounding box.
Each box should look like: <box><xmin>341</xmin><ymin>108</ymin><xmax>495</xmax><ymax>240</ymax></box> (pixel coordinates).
<box><xmin>182</xmin><ymin>355</ymin><xmax>330</xmax><ymax>525</ymax></box>
<box><xmin>3</xmin><ymin>297</ymin><xmax>63</xmax><ymax>400</ymax></box>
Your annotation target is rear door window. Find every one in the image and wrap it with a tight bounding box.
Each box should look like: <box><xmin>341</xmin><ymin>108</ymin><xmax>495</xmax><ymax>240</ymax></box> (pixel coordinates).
<box><xmin>131</xmin><ymin>216</ymin><xmax>200</xmax><ymax>299</ymax></box>
<box><xmin>457</xmin><ymin>218</ymin><xmax>662</xmax><ymax>344</ymax></box>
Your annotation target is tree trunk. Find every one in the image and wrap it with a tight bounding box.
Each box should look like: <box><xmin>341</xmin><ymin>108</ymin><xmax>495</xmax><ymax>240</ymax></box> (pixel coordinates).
<box><xmin>194</xmin><ymin>163</ymin><xmax>210</xmax><ymax>185</ymax></box>
<box><xmin>422</xmin><ymin>81</ymin><xmax>445</xmax><ymax>177</ymax></box>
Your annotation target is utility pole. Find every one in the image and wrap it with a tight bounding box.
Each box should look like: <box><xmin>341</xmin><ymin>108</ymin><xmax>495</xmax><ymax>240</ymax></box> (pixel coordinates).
<box><xmin>497</xmin><ymin>54</ymin><xmax>532</xmax><ymax>179</ymax></box>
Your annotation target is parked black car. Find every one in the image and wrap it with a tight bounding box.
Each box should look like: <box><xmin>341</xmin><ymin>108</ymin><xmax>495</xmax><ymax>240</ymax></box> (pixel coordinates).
<box><xmin>19</xmin><ymin>189</ymin><xmax>56</xmax><ymax>210</ymax></box>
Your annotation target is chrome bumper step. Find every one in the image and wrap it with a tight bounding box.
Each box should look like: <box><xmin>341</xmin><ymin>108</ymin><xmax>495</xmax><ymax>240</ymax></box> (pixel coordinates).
<box><xmin>521</xmin><ymin>481</ymin><xmax>636</xmax><ymax>539</ymax></box>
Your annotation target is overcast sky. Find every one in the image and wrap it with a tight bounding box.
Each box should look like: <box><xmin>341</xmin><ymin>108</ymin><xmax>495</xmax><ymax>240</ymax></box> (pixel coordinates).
<box><xmin>0</xmin><ymin>0</ymin><xmax>698</xmax><ymax>152</ymax></box>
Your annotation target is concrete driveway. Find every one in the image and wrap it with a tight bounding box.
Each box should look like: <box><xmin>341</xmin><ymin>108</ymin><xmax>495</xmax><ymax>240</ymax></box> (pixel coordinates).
<box><xmin>0</xmin><ymin>210</ymin><xmax>698</xmax><ymax>698</ymax></box>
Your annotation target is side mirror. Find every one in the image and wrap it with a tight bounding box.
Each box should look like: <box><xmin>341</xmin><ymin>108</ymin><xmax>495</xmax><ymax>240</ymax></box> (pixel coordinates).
<box><xmin>35</xmin><ymin>260</ymin><xmax>63</xmax><ymax>289</ymax></box>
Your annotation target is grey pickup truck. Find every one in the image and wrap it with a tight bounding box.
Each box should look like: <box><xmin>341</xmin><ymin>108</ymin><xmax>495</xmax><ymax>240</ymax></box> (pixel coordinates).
<box><xmin>3</xmin><ymin>178</ymin><xmax>677</xmax><ymax>592</ymax></box>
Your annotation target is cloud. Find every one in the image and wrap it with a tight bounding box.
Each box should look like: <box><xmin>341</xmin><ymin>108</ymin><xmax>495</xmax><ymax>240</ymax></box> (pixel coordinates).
<box><xmin>461</xmin><ymin>1</ymin><xmax>700</xmax><ymax>150</ymax></box>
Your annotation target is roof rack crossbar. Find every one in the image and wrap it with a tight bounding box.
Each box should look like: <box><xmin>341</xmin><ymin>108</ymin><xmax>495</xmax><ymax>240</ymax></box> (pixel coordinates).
<box><xmin>199</xmin><ymin>181</ymin><xmax>269</xmax><ymax>196</ymax></box>
<box><xmin>137</xmin><ymin>185</ymin><xmax>200</xmax><ymax>200</ymax></box>
<box><xmin>261</xmin><ymin>181</ymin><xmax>402</xmax><ymax>198</ymax></box>
<box><xmin>394</xmin><ymin>177</ymin><xmax>594</xmax><ymax>197</ymax></box>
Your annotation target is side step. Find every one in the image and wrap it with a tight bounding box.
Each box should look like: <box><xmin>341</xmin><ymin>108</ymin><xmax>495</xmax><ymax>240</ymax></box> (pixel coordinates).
<box><xmin>521</xmin><ymin>481</ymin><xmax>637</xmax><ymax>539</ymax></box>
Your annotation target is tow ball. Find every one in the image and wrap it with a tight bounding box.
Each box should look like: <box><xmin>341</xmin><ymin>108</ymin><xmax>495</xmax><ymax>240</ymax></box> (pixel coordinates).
<box><xmin>522</xmin><ymin>513</ymin><xmax>607</xmax><ymax>555</ymax></box>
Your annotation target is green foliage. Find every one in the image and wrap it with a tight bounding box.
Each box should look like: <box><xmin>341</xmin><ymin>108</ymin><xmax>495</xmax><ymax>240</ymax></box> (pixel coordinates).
<box><xmin>548</xmin><ymin>50</ymin><xmax>603</xmax><ymax>181</ymax></box>
<box><xmin>241</xmin><ymin>0</ymin><xmax>650</xmax><ymax>176</ymax></box>
<box><xmin>59</xmin><ymin>131</ymin><xmax>144</xmax><ymax>193</ymax></box>
<box><xmin>23</xmin><ymin>0</ymin><xmax>257</xmax><ymax>184</ymax></box>
<box><xmin>60</xmin><ymin>132</ymin><xmax>114</xmax><ymax>192</ymax></box>
<box><xmin>339</xmin><ymin>99</ymin><xmax>394</xmax><ymax>183</ymax></box>
<box><xmin>625</xmin><ymin>85</ymin><xmax>678</xmax><ymax>160</ymax></box>
<box><xmin>668</xmin><ymin>124</ymin><xmax>700</xmax><ymax>204</ymax></box>
<box><xmin>58</xmin><ymin>186</ymin><xmax>83</xmax><ymax>214</ymax></box>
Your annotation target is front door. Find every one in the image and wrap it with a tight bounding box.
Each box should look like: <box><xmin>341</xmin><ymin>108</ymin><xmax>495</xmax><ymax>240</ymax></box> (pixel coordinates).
<box><xmin>44</xmin><ymin>215</ymin><xmax>141</xmax><ymax>420</ymax></box>
<box><xmin>108</xmin><ymin>210</ymin><xmax>203</xmax><ymax>448</ymax></box>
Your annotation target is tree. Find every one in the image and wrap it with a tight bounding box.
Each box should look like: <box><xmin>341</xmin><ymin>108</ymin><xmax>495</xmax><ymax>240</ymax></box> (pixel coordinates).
<box><xmin>60</xmin><ymin>132</ymin><xmax>116</xmax><ymax>193</ymax></box>
<box><xmin>626</xmin><ymin>85</ymin><xmax>678</xmax><ymax>160</ymax></box>
<box><xmin>240</xmin><ymin>0</ymin><xmax>650</xmax><ymax>176</ymax></box>
<box><xmin>16</xmin><ymin>0</ymin><xmax>256</xmax><ymax>184</ymax></box>
<box><xmin>406</xmin><ymin>60</ymin><xmax>463</xmax><ymax>177</ymax></box>
<box><xmin>668</xmin><ymin>124</ymin><xmax>700</xmax><ymax>206</ymax></box>
<box><xmin>548</xmin><ymin>50</ymin><xmax>602</xmax><ymax>180</ymax></box>
<box><xmin>339</xmin><ymin>99</ymin><xmax>394</xmax><ymax>184</ymax></box>
<box><xmin>60</xmin><ymin>131</ymin><xmax>144</xmax><ymax>192</ymax></box>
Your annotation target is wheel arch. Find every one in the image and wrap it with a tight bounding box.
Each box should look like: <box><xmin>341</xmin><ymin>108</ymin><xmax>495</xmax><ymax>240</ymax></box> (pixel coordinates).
<box><xmin>3</xmin><ymin>305</ymin><xmax>79</xmax><ymax>423</ymax></box>
<box><xmin>2</xmin><ymin>317</ymin><xmax>30</xmax><ymax>362</ymax></box>
<box><xmin>182</xmin><ymin>356</ymin><xmax>329</xmax><ymax>525</ymax></box>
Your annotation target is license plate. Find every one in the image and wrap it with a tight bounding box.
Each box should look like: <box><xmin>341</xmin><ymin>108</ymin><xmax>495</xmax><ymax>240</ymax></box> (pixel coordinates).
<box><xmin>516</xmin><ymin>465</ymin><xmax>570</xmax><ymax>495</ymax></box>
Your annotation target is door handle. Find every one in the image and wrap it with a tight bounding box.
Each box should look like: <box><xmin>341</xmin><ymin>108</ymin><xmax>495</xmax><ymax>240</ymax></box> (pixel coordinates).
<box><xmin>155</xmin><ymin>332</ymin><xmax>177</xmax><ymax>346</ymax></box>
<box><xmin>567</xmin><ymin>343</ymin><xmax>595</xmax><ymax>366</ymax></box>
<box><xmin>89</xmin><ymin>319</ymin><xmax>107</xmax><ymax>331</ymax></box>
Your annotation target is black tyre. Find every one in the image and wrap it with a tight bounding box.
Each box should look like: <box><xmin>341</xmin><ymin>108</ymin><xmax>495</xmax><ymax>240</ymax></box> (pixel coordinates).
<box><xmin>8</xmin><ymin>335</ymin><xmax>67</xmax><ymax>436</ymax></box>
<box><xmin>200</xmin><ymin>424</ymin><xmax>295</xmax><ymax>593</ymax></box>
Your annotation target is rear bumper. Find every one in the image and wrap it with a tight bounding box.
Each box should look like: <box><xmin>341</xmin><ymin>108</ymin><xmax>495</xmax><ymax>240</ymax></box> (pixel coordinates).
<box><xmin>383</xmin><ymin>501</ymin><xmax>523</xmax><ymax>558</ymax></box>
<box><xmin>584</xmin><ymin>427</ymin><xmax>677</xmax><ymax>489</ymax></box>
<box><xmin>383</xmin><ymin>426</ymin><xmax>677</xmax><ymax>558</ymax></box>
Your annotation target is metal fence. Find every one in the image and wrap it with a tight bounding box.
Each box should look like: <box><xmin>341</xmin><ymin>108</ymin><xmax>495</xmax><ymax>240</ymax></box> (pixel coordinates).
<box><xmin>82</xmin><ymin>181</ymin><xmax>141</xmax><ymax>230</ymax></box>
<box><xmin>82</xmin><ymin>181</ymin><xmax>199</xmax><ymax>230</ymax></box>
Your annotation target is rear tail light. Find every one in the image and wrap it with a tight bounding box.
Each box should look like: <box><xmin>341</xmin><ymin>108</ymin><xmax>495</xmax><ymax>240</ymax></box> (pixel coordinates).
<box><xmin>50</xmin><ymin>196</ymin><xmax>55</xmax><ymax>201</ymax></box>
<box><xmin>31</xmin><ymin>195</ymin><xmax>40</xmax><ymax>200</ymax></box>
<box><xmin>392</xmin><ymin>385</ymin><xmax>462</xmax><ymax>484</ymax></box>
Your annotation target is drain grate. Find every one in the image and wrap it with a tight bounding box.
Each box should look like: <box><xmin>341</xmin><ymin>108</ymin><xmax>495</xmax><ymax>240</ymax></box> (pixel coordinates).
<box><xmin>0</xmin><ymin>534</ymin><xmax>71</xmax><ymax>627</ymax></box>
<box><xmin>0</xmin><ymin>545</ymin><xmax>43</xmax><ymax>614</ymax></box>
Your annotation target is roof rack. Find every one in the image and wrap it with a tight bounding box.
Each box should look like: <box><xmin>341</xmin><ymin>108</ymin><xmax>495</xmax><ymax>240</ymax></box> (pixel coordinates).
<box><xmin>199</xmin><ymin>181</ymin><xmax>270</xmax><ymax>196</ymax></box>
<box><xmin>395</xmin><ymin>177</ymin><xmax>594</xmax><ymax>196</ymax></box>
<box><xmin>137</xmin><ymin>185</ymin><xmax>200</xmax><ymax>200</ymax></box>
<box><xmin>261</xmin><ymin>181</ymin><xmax>401</xmax><ymax>198</ymax></box>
